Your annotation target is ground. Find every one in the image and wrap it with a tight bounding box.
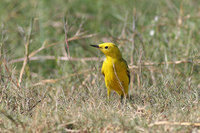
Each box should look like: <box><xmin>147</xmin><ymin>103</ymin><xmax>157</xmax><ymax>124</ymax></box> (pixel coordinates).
<box><xmin>0</xmin><ymin>0</ymin><xmax>200</xmax><ymax>132</ymax></box>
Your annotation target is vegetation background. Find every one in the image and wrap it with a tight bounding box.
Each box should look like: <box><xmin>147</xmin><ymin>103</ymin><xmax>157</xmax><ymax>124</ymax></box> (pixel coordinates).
<box><xmin>0</xmin><ymin>0</ymin><xmax>200</xmax><ymax>132</ymax></box>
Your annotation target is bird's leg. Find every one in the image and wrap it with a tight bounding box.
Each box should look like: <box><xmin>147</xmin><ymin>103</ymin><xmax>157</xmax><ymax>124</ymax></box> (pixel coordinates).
<box><xmin>107</xmin><ymin>89</ymin><xmax>111</xmax><ymax>100</ymax></box>
<box><xmin>120</xmin><ymin>95</ymin><xmax>124</xmax><ymax>104</ymax></box>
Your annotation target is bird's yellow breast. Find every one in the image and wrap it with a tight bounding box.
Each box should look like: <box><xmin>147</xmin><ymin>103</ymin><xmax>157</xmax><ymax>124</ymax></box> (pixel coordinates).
<box><xmin>102</xmin><ymin>58</ymin><xmax>129</xmax><ymax>96</ymax></box>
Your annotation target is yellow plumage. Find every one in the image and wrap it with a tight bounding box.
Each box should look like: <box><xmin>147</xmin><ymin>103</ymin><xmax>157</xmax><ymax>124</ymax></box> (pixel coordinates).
<box><xmin>90</xmin><ymin>42</ymin><xmax>130</xmax><ymax>100</ymax></box>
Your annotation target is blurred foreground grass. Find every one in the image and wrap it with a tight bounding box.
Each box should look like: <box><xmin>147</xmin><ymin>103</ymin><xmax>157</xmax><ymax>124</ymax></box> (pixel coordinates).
<box><xmin>0</xmin><ymin>0</ymin><xmax>200</xmax><ymax>132</ymax></box>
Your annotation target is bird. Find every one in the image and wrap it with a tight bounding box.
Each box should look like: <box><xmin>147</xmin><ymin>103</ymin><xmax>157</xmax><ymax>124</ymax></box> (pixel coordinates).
<box><xmin>90</xmin><ymin>42</ymin><xmax>130</xmax><ymax>101</ymax></box>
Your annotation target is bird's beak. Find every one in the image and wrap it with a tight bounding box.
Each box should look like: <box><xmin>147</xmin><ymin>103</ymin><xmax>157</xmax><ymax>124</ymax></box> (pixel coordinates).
<box><xmin>90</xmin><ymin>45</ymin><xmax>100</xmax><ymax>48</ymax></box>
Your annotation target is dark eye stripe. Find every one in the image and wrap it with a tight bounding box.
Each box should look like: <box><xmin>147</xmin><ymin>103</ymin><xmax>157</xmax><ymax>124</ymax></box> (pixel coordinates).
<box><xmin>105</xmin><ymin>46</ymin><xmax>108</xmax><ymax>49</ymax></box>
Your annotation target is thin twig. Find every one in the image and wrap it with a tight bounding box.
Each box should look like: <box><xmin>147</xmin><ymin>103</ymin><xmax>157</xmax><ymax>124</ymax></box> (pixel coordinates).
<box><xmin>9</xmin><ymin>33</ymin><xmax>96</xmax><ymax>65</ymax></box>
<box><xmin>0</xmin><ymin>28</ymin><xmax>4</xmax><ymax>87</ymax></box>
<box><xmin>9</xmin><ymin>56</ymin><xmax>99</xmax><ymax>64</ymax></box>
<box><xmin>63</xmin><ymin>17</ymin><xmax>70</xmax><ymax>57</ymax></box>
<box><xmin>149</xmin><ymin>66</ymin><xmax>156</xmax><ymax>85</ymax></box>
<box><xmin>112</xmin><ymin>61</ymin><xmax>126</xmax><ymax>102</ymax></box>
<box><xmin>130</xmin><ymin>9</ymin><xmax>136</xmax><ymax>90</ymax></box>
<box><xmin>137</xmin><ymin>48</ymin><xmax>143</xmax><ymax>88</ymax></box>
<box><xmin>149</xmin><ymin>121</ymin><xmax>200</xmax><ymax>127</ymax></box>
<box><xmin>3</xmin><ymin>59</ymin><xmax>22</xmax><ymax>91</ymax></box>
<box><xmin>28</xmin><ymin>40</ymin><xmax>47</xmax><ymax>57</ymax></box>
<box><xmin>141</xmin><ymin>59</ymin><xmax>199</xmax><ymax>66</ymax></box>
<box><xmin>75</xmin><ymin>19</ymin><xmax>85</xmax><ymax>36</ymax></box>
<box><xmin>64</xmin><ymin>128</ymin><xmax>80</xmax><ymax>133</ymax></box>
<box><xmin>131</xmin><ymin>9</ymin><xmax>136</xmax><ymax>65</ymax></box>
<box><xmin>119</xmin><ymin>12</ymin><xmax>128</xmax><ymax>39</ymax></box>
<box><xmin>18</xmin><ymin>18</ymin><xmax>33</xmax><ymax>86</ymax></box>
<box><xmin>30</xmin><ymin>33</ymin><xmax>95</xmax><ymax>58</ymax></box>
<box><xmin>63</xmin><ymin>20</ymin><xmax>87</xmax><ymax>84</ymax></box>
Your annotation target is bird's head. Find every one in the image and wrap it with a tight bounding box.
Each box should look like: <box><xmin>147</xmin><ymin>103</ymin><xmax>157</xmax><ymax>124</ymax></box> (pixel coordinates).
<box><xmin>90</xmin><ymin>42</ymin><xmax>122</xmax><ymax>59</ymax></box>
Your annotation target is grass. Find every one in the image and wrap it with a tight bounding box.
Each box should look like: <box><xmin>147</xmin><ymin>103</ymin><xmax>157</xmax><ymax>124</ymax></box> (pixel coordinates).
<box><xmin>0</xmin><ymin>0</ymin><xmax>200</xmax><ymax>132</ymax></box>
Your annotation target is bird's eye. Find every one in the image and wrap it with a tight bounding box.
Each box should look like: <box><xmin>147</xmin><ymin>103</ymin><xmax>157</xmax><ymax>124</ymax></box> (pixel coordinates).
<box><xmin>105</xmin><ymin>46</ymin><xmax>108</xmax><ymax>49</ymax></box>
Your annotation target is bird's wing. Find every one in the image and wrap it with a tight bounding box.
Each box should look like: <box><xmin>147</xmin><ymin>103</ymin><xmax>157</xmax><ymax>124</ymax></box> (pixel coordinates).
<box><xmin>122</xmin><ymin>59</ymin><xmax>130</xmax><ymax>84</ymax></box>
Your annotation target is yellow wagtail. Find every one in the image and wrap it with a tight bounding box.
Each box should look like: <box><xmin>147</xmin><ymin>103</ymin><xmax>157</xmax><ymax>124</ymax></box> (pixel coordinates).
<box><xmin>91</xmin><ymin>42</ymin><xmax>130</xmax><ymax>101</ymax></box>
